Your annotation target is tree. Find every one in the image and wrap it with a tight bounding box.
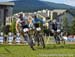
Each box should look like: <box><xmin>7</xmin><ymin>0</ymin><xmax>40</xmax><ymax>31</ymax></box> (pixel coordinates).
<box><xmin>10</xmin><ymin>18</ymin><xmax>16</xmax><ymax>34</ymax></box>
<box><xmin>62</xmin><ymin>15</ymin><xmax>69</xmax><ymax>33</ymax></box>
<box><xmin>70</xmin><ymin>18</ymin><xmax>75</xmax><ymax>35</ymax></box>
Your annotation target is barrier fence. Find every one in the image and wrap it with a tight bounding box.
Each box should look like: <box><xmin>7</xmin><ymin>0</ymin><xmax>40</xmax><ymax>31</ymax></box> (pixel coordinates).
<box><xmin>0</xmin><ymin>32</ymin><xmax>75</xmax><ymax>45</ymax></box>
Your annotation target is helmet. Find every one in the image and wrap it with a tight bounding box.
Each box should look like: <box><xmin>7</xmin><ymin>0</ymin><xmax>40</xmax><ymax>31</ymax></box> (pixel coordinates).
<box><xmin>19</xmin><ymin>14</ymin><xmax>23</xmax><ymax>18</ymax></box>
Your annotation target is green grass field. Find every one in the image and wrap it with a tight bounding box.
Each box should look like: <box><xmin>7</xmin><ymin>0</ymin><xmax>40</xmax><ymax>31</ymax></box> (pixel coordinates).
<box><xmin>0</xmin><ymin>44</ymin><xmax>75</xmax><ymax>57</ymax></box>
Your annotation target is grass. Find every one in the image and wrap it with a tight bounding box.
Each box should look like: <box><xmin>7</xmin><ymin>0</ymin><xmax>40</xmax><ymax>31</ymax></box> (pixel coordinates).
<box><xmin>0</xmin><ymin>44</ymin><xmax>75</xmax><ymax>57</ymax></box>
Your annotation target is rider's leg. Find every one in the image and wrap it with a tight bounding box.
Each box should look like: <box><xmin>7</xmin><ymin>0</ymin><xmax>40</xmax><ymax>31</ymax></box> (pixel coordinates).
<box><xmin>36</xmin><ymin>36</ymin><xmax>40</xmax><ymax>46</ymax></box>
<box><xmin>54</xmin><ymin>34</ymin><xmax>58</xmax><ymax>44</ymax></box>
<box><xmin>56</xmin><ymin>35</ymin><xmax>60</xmax><ymax>44</ymax></box>
<box><xmin>28</xmin><ymin>35</ymin><xmax>35</xmax><ymax>50</ymax></box>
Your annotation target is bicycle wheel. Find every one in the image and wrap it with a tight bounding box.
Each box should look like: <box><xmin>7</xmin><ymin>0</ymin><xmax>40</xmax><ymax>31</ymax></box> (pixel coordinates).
<box><xmin>39</xmin><ymin>35</ymin><xmax>45</xmax><ymax>48</ymax></box>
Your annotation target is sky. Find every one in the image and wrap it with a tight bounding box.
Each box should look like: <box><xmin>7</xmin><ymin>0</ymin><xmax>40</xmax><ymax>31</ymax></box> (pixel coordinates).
<box><xmin>0</xmin><ymin>0</ymin><xmax>75</xmax><ymax>6</ymax></box>
<box><xmin>42</xmin><ymin>0</ymin><xmax>75</xmax><ymax>6</ymax></box>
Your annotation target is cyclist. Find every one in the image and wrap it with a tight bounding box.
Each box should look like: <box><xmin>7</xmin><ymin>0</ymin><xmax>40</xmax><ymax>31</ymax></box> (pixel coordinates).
<box><xmin>51</xmin><ymin>19</ymin><xmax>61</xmax><ymax>44</ymax></box>
<box><xmin>32</xmin><ymin>15</ymin><xmax>45</xmax><ymax>48</ymax></box>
